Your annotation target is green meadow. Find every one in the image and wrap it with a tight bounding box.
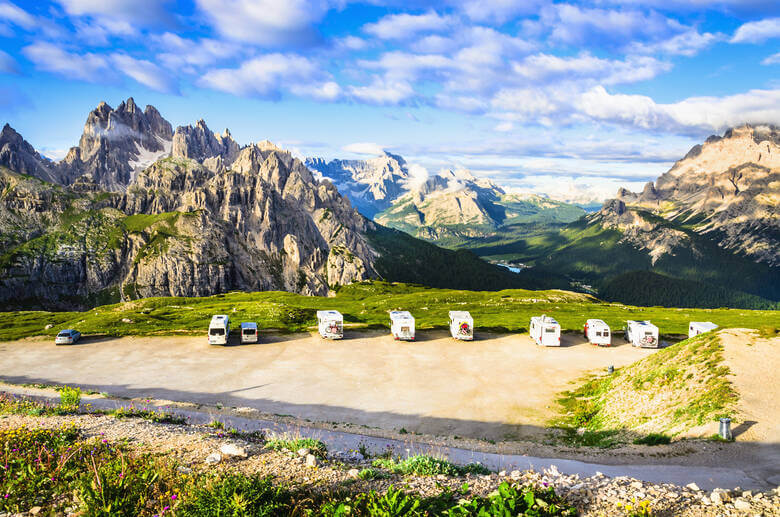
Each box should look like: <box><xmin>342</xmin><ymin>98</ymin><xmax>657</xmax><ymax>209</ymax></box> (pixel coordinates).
<box><xmin>1</xmin><ymin>281</ymin><xmax>778</xmax><ymax>342</ymax></box>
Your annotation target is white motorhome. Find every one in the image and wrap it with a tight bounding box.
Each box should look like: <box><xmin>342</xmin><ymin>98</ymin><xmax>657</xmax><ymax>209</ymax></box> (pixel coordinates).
<box><xmin>240</xmin><ymin>322</ymin><xmax>259</xmax><ymax>344</ymax></box>
<box><xmin>208</xmin><ymin>315</ymin><xmax>230</xmax><ymax>345</ymax></box>
<box><xmin>530</xmin><ymin>315</ymin><xmax>561</xmax><ymax>346</ymax></box>
<box><xmin>389</xmin><ymin>310</ymin><xmax>415</xmax><ymax>341</ymax></box>
<box><xmin>625</xmin><ymin>320</ymin><xmax>659</xmax><ymax>348</ymax></box>
<box><xmin>584</xmin><ymin>319</ymin><xmax>611</xmax><ymax>346</ymax></box>
<box><xmin>317</xmin><ymin>310</ymin><xmax>344</xmax><ymax>339</ymax></box>
<box><xmin>449</xmin><ymin>311</ymin><xmax>473</xmax><ymax>340</ymax></box>
<box><xmin>689</xmin><ymin>321</ymin><xmax>718</xmax><ymax>338</ymax></box>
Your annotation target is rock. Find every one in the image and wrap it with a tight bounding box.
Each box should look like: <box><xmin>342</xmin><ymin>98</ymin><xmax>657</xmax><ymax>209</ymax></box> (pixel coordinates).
<box><xmin>220</xmin><ymin>443</ymin><xmax>248</xmax><ymax>459</ymax></box>
<box><xmin>630</xmin><ymin>481</ymin><xmax>643</xmax><ymax>489</ymax></box>
<box><xmin>436</xmin><ymin>474</ymin><xmax>447</xmax><ymax>480</ymax></box>
<box><xmin>121</xmin><ymin>318</ymin><xmax>133</xmax><ymax>323</ymax></box>
<box><xmin>498</xmin><ymin>470</ymin><xmax>506</xmax><ymax>477</ymax></box>
<box><xmin>44</xmin><ymin>324</ymin><xmax>53</xmax><ymax>329</ymax></box>
<box><xmin>686</xmin><ymin>483</ymin><xmax>701</xmax><ymax>491</ymax></box>
<box><xmin>177</xmin><ymin>466</ymin><xmax>193</xmax><ymax>474</ymax></box>
<box><xmin>510</xmin><ymin>470</ymin><xmax>521</xmax><ymax>480</ymax></box>
<box><xmin>305</xmin><ymin>454</ymin><xmax>318</xmax><ymax>468</ymax></box>
<box><xmin>711</xmin><ymin>489</ymin><xmax>730</xmax><ymax>505</ymax></box>
<box><xmin>734</xmin><ymin>499</ymin><xmax>751</xmax><ymax>511</ymax></box>
<box><xmin>298</xmin><ymin>447</ymin><xmax>310</xmax><ymax>457</ymax></box>
<box><xmin>348</xmin><ymin>468</ymin><xmax>360</xmax><ymax>478</ymax></box>
<box><xmin>29</xmin><ymin>507</ymin><xmax>42</xmax><ymax>515</ymax></box>
<box><xmin>204</xmin><ymin>452</ymin><xmax>222</xmax><ymax>465</ymax></box>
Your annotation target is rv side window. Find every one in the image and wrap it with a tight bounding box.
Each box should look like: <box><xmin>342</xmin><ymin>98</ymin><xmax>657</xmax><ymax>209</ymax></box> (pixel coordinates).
<box><xmin>595</xmin><ymin>331</ymin><xmax>601</xmax><ymax>336</ymax></box>
<box><xmin>645</xmin><ymin>331</ymin><xmax>653</xmax><ymax>336</ymax></box>
<box><xmin>210</xmin><ymin>328</ymin><xmax>225</xmax><ymax>336</ymax></box>
<box><xmin>604</xmin><ymin>331</ymin><xmax>609</xmax><ymax>336</ymax></box>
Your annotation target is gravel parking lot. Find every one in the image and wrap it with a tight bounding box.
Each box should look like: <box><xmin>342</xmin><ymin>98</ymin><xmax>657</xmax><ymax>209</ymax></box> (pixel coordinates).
<box><xmin>0</xmin><ymin>329</ymin><xmax>653</xmax><ymax>440</ymax></box>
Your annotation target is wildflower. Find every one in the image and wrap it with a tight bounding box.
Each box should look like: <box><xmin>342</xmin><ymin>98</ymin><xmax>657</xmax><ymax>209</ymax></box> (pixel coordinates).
<box><xmin>171</xmin><ymin>494</ymin><xmax>177</xmax><ymax>500</ymax></box>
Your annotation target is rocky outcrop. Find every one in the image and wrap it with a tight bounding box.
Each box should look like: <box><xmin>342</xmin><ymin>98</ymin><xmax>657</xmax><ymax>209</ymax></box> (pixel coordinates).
<box><xmin>0</xmin><ymin>134</ymin><xmax>378</xmax><ymax>307</ymax></box>
<box><xmin>610</xmin><ymin>124</ymin><xmax>780</xmax><ymax>266</ymax></box>
<box><xmin>171</xmin><ymin>119</ymin><xmax>240</xmax><ymax>166</ymax></box>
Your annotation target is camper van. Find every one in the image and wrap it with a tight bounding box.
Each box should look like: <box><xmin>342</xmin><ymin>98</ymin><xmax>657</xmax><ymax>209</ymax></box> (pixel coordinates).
<box><xmin>689</xmin><ymin>321</ymin><xmax>718</xmax><ymax>338</ymax></box>
<box><xmin>208</xmin><ymin>315</ymin><xmax>230</xmax><ymax>345</ymax></box>
<box><xmin>530</xmin><ymin>315</ymin><xmax>561</xmax><ymax>346</ymax></box>
<box><xmin>449</xmin><ymin>311</ymin><xmax>473</xmax><ymax>340</ymax></box>
<box><xmin>389</xmin><ymin>311</ymin><xmax>415</xmax><ymax>341</ymax></box>
<box><xmin>584</xmin><ymin>319</ymin><xmax>611</xmax><ymax>346</ymax></box>
<box><xmin>317</xmin><ymin>310</ymin><xmax>344</xmax><ymax>339</ymax></box>
<box><xmin>624</xmin><ymin>320</ymin><xmax>659</xmax><ymax>348</ymax></box>
<box><xmin>240</xmin><ymin>322</ymin><xmax>259</xmax><ymax>344</ymax></box>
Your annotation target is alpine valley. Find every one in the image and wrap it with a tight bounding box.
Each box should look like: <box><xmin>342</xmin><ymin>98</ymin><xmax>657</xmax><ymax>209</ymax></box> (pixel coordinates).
<box><xmin>1</xmin><ymin>99</ymin><xmax>778</xmax><ymax>310</ymax></box>
<box><xmin>309</xmin><ymin>125</ymin><xmax>780</xmax><ymax>310</ymax></box>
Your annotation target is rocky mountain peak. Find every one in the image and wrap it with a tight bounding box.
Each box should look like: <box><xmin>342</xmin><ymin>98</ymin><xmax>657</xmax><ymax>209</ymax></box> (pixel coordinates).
<box><xmin>172</xmin><ymin>119</ymin><xmax>240</xmax><ymax>167</ymax></box>
<box><xmin>606</xmin><ymin>124</ymin><xmax>780</xmax><ymax>266</ymax></box>
<box><xmin>0</xmin><ymin>123</ymin><xmax>63</xmax><ymax>183</ymax></box>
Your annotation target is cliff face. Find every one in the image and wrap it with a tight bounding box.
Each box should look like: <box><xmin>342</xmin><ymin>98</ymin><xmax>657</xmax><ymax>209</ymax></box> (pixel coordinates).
<box><xmin>0</xmin><ymin>101</ymin><xmax>379</xmax><ymax>308</ymax></box>
<box><xmin>600</xmin><ymin>125</ymin><xmax>780</xmax><ymax>266</ymax></box>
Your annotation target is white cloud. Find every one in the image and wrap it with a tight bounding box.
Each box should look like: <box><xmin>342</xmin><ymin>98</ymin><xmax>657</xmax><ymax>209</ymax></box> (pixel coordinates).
<box><xmin>56</xmin><ymin>0</ymin><xmax>168</xmax><ymax>20</ymax></box>
<box><xmin>578</xmin><ymin>86</ymin><xmax>780</xmax><ymax>133</ymax></box>
<box><xmin>342</xmin><ymin>142</ymin><xmax>386</xmax><ymax>155</ymax></box>
<box><xmin>348</xmin><ymin>77</ymin><xmax>415</xmax><ymax>105</ymax></box>
<box><xmin>731</xmin><ymin>17</ymin><xmax>780</xmax><ymax>43</ymax></box>
<box><xmin>22</xmin><ymin>42</ymin><xmax>177</xmax><ymax>93</ymax></box>
<box><xmin>762</xmin><ymin>52</ymin><xmax>780</xmax><ymax>65</ymax></box>
<box><xmin>628</xmin><ymin>29</ymin><xmax>720</xmax><ymax>56</ymax></box>
<box><xmin>22</xmin><ymin>42</ymin><xmax>110</xmax><ymax>81</ymax></box>
<box><xmin>199</xmin><ymin>53</ymin><xmax>338</xmax><ymax>100</ymax></box>
<box><xmin>0</xmin><ymin>49</ymin><xmax>18</xmax><ymax>74</ymax></box>
<box><xmin>512</xmin><ymin>52</ymin><xmax>671</xmax><ymax>86</ymax></box>
<box><xmin>363</xmin><ymin>10</ymin><xmax>454</xmax><ymax>40</ymax></box>
<box><xmin>494</xmin><ymin>121</ymin><xmax>514</xmax><ymax>132</ymax></box>
<box><xmin>0</xmin><ymin>1</ymin><xmax>34</xmax><ymax>29</ymax></box>
<box><xmin>111</xmin><ymin>53</ymin><xmax>178</xmax><ymax>93</ymax></box>
<box><xmin>546</xmin><ymin>4</ymin><xmax>679</xmax><ymax>47</ymax></box>
<box><xmin>456</xmin><ymin>0</ymin><xmax>547</xmax><ymax>23</ymax></box>
<box><xmin>196</xmin><ymin>0</ymin><xmax>331</xmax><ymax>46</ymax></box>
<box><xmin>153</xmin><ymin>33</ymin><xmax>239</xmax><ymax>72</ymax></box>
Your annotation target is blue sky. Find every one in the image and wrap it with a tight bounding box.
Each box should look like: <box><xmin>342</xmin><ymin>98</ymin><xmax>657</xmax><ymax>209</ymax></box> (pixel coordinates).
<box><xmin>1</xmin><ymin>0</ymin><xmax>779</xmax><ymax>202</ymax></box>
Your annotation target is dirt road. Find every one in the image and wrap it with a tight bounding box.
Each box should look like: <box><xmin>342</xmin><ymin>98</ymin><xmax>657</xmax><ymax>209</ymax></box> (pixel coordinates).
<box><xmin>0</xmin><ymin>330</ymin><xmax>653</xmax><ymax>440</ymax></box>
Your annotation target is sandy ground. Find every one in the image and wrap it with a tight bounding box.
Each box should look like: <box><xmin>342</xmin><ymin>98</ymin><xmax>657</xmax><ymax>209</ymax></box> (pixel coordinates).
<box><xmin>720</xmin><ymin>329</ymin><xmax>780</xmax><ymax>443</ymax></box>
<box><xmin>0</xmin><ymin>330</ymin><xmax>653</xmax><ymax>441</ymax></box>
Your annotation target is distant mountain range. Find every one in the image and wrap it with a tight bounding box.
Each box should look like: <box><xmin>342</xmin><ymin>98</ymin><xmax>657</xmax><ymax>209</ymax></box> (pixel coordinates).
<box><xmin>306</xmin><ymin>155</ymin><xmax>586</xmax><ymax>245</ymax></box>
<box><xmin>0</xmin><ymin>98</ymin><xmax>534</xmax><ymax>309</ymax></box>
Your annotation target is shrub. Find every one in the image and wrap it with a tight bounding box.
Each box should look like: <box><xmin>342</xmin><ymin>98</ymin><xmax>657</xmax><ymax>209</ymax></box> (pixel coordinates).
<box><xmin>264</xmin><ymin>436</ymin><xmax>327</xmax><ymax>458</ymax></box>
<box><xmin>448</xmin><ymin>481</ymin><xmax>576</xmax><ymax>516</ymax></box>
<box><xmin>633</xmin><ymin>433</ymin><xmax>671</xmax><ymax>446</ymax></box>
<box><xmin>372</xmin><ymin>455</ymin><xmax>489</xmax><ymax>477</ymax></box>
<box><xmin>59</xmin><ymin>385</ymin><xmax>82</xmax><ymax>412</ymax></box>
<box><xmin>112</xmin><ymin>406</ymin><xmax>186</xmax><ymax>425</ymax></box>
<box><xmin>179</xmin><ymin>473</ymin><xmax>292</xmax><ymax>517</ymax></box>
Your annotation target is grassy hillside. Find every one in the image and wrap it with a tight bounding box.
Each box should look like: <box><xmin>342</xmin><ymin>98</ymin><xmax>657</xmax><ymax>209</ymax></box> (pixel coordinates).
<box><xmin>554</xmin><ymin>332</ymin><xmax>738</xmax><ymax>443</ymax></box>
<box><xmin>1</xmin><ymin>281</ymin><xmax>778</xmax><ymax>342</ymax></box>
<box><xmin>601</xmin><ymin>271</ymin><xmax>778</xmax><ymax>310</ymax></box>
<box><xmin>365</xmin><ymin>225</ymin><xmax>570</xmax><ymax>291</ymax></box>
<box><xmin>462</xmin><ymin>215</ymin><xmax>780</xmax><ymax>309</ymax></box>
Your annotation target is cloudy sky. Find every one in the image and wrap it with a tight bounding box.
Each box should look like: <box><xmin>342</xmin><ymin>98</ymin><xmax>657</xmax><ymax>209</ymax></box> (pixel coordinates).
<box><xmin>1</xmin><ymin>1</ymin><xmax>779</xmax><ymax>202</ymax></box>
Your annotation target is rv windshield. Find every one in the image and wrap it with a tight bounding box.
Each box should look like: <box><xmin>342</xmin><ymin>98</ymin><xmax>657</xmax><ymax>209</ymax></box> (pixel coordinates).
<box><xmin>210</xmin><ymin>328</ymin><xmax>225</xmax><ymax>336</ymax></box>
